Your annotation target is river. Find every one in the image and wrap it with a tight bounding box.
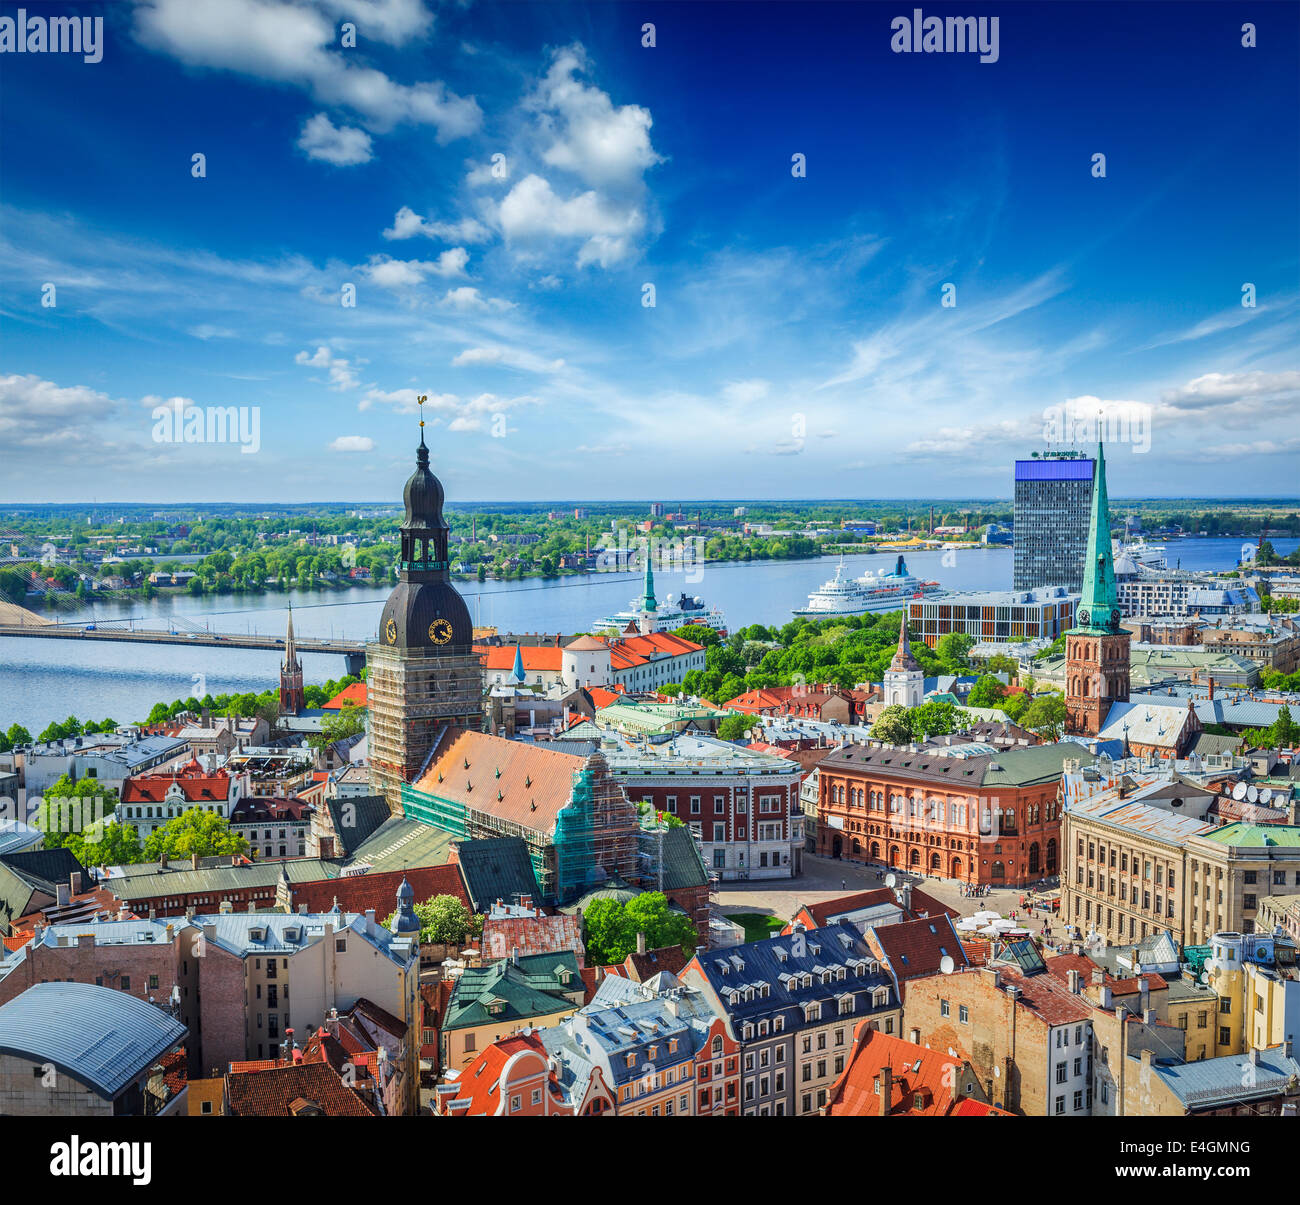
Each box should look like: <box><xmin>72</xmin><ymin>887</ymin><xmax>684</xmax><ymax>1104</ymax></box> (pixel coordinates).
<box><xmin>2</xmin><ymin>538</ymin><xmax>1293</xmax><ymax>733</ymax></box>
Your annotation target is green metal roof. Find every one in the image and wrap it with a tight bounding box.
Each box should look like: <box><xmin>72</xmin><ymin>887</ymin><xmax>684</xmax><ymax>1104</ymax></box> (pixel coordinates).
<box><xmin>1198</xmin><ymin>823</ymin><xmax>1300</xmax><ymax>848</ymax></box>
<box><xmin>443</xmin><ymin>951</ymin><xmax>582</xmax><ymax>1031</ymax></box>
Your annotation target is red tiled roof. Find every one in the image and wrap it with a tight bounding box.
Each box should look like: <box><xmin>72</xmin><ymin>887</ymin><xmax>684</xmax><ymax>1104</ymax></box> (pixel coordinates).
<box><xmin>869</xmin><ymin>915</ymin><xmax>970</xmax><ymax>988</ymax></box>
<box><xmin>481</xmin><ymin>912</ymin><xmax>585</xmax><ymax>964</ymax></box>
<box><xmin>413</xmin><ymin>730</ymin><xmax>585</xmax><ymax>836</ymax></box>
<box><xmin>323</xmin><ymin>683</ymin><xmax>368</xmax><ymax>710</ymax></box>
<box><xmin>441</xmin><ymin>1031</ymin><xmax>554</xmax><ymax>1115</ymax></box>
<box><xmin>225</xmin><ymin>1060</ymin><xmax>377</xmax><ymax>1117</ymax></box>
<box><xmin>475</xmin><ymin>645</ymin><xmax>564</xmax><ymax>673</ymax></box>
<box><xmin>790</xmin><ymin>889</ymin><xmax>897</xmax><ymax>930</ymax></box>
<box><xmin>289</xmin><ymin>863</ymin><xmax>468</xmax><ymax>915</ymax></box>
<box><xmin>826</xmin><ymin>1024</ymin><xmax>1011</xmax><ymax>1117</ymax></box>
<box><xmin>229</xmin><ymin>795</ymin><xmax>309</xmax><ymax>823</ymax></box>
<box><xmin>122</xmin><ymin>758</ymin><xmax>236</xmax><ymax>804</ymax></box>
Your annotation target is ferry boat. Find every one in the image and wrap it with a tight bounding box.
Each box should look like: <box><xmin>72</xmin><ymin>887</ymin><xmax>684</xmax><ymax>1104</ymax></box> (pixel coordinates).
<box><xmin>793</xmin><ymin>555</ymin><xmax>942</xmax><ymax>617</ymax></box>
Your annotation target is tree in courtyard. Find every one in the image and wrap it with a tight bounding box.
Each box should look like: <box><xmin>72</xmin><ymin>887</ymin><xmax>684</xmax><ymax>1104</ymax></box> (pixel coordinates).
<box><xmin>582</xmin><ymin>892</ymin><xmax>697</xmax><ymax>966</ymax></box>
<box><xmin>967</xmin><ymin>674</ymin><xmax>1008</xmax><ymax>709</ymax></box>
<box><xmin>143</xmin><ymin>810</ymin><xmax>249</xmax><ymax>862</ymax></box>
<box><xmin>1021</xmin><ymin>693</ymin><xmax>1067</xmax><ymax>741</ymax></box>
<box><xmin>936</xmin><ymin>632</ymin><xmax>976</xmax><ymax>671</ymax></box>
<box><xmin>383</xmin><ymin>894</ymin><xmax>481</xmax><ymax>945</ymax></box>
<box><xmin>871</xmin><ymin>705</ymin><xmax>912</xmax><ymax>745</ymax></box>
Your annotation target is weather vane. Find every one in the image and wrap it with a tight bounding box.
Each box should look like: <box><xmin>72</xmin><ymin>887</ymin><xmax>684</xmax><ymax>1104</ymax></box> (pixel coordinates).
<box><xmin>417</xmin><ymin>394</ymin><xmax>427</xmax><ymax>429</ymax></box>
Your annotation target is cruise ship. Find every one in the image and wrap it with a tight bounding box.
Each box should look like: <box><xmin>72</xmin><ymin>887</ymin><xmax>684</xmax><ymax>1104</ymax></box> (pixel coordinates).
<box><xmin>1114</xmin><ymin>538</ymin><xmax>1168</xmax><ymax>571</ymax></box>
<box><xmin>793</xmin><ymin>555</ymin><xmax>942</xmax><ymax>617</ymax></box>
<box><xmin>591</xmin><ymin>556</ymin><xmax>727</xmax><ymax>635</ymax></box>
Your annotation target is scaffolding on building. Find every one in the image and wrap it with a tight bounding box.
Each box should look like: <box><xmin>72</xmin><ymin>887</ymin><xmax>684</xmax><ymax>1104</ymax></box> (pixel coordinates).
<box><xmin>553</xmin><ymin>753</ymin><xmax>638</xmax><ymax>905</ymax></box>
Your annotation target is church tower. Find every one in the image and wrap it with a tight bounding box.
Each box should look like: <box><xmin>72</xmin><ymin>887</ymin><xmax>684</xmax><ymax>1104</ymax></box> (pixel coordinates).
<box><xmin>278</xmin><ymin>603</ymin><xmax>304</xmax><ymax>714</ymax></box>
<box><xmin>884</xmin><ymin>614</ymin><xmax>925</xmax><ymax>708</ymax></box>
<box><xmin>368</xmin><ymin>400</ymin><xmax>484</xmax><ymax>811</ymax></box>
<box><xmin>637</xmin><ymin>541</ymin><xmax>658</xmax><ymax>635</ymax></box>
<box><xmin>1065</xmin><ymin>442</ymin><xmax>1130</xmax><ymax>737</ymax></box>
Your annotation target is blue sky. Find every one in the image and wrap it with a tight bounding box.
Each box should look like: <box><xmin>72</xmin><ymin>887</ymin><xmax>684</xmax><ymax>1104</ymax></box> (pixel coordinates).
<box><xmin>1</xmin><ymin>0</ymin><xmax>1297</xmax><ymax>502</ymax></box>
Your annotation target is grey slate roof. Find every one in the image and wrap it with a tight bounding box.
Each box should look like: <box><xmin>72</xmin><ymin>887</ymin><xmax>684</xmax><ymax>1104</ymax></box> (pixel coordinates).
<box><xmin>1152</xmin><ymin>1046</ymin><xmax>1300</xmax><ymax>1110</ymax></box>
<box><xmin>0</xmin><ymin>981</ymin><xmax>187</xmax><ymax>1099</ymax></box>
<box><xmin>323</xmin><ymin>793</ymin><xmax>392</xmax><ymax>858</ymax></box>
<box><xmin>456</xmin><ymin>837</ymin><xmax>544</xmax><ymax>913</ymax></box>
<box><xmin>0</xmin><ymin>847</ymin><xmax>86</xmax><ymax>894</ymax></box>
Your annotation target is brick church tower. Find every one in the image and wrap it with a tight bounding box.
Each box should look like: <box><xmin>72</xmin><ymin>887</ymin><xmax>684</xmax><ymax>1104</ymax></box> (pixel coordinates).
<box><xmin>367</xmin><ymin>401</ymin><xmax>484</xmax><ymax>811</ymax></box>
<box><xmin>1065</xmin><ymin>442</ymin><xmax>1130</xmax><ymax>737</ymax></box>
<box><xmin>278</xmin><ymin>603</ymin><xmax>304</xmax><ymax>714</ymax></box>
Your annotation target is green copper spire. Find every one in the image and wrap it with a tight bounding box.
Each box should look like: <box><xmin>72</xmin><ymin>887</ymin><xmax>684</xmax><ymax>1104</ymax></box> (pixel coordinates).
<box><xmin>1071</xmin><ymin>442</ymin><xmax>1121</xmax><ymax>633</ymax></box>
<box><xmin>641</xmin><ymin>542</ymin><xmax>657</xmax><ymax>612</ymax></box>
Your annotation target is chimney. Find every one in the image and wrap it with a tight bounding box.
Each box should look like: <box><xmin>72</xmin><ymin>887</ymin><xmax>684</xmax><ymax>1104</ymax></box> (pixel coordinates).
<box><xmin>1141</xmin><ymin>1048</ymin><xmax>1153</xmax><ymax>1067</ymax></box>
<box><xmin>159</xmin><ymin>851</ymin><xmax>168</xmax><ymax>869</ymax></box>
<box><xmin>190</xmin><ymin>851</ymin><xmax>199</xmax><ymax>871</ymax></box>
<box><xmin>1143</xmin><ymin>1008</ymin><xmax>1157</xmax><ymax>1024</ymax></box>
<box><xmin>56</xmin><ymin>882</ymin><xmax>70</xmax><ymax>907</ymax></box>
<box><xmin>71</xmin><ymin>870</ymin><xmax>83</xmax><ymax>895</ymax></box>
<box><xmin>1067</xmin><ymin>969</ymin><xmax>1081</xmax><ymax>994</ymax></box>
<box><xmin>1285</xmin><ymin>1039</ymin><xmax>1293</xmax><ymax>1059</ymax></box>
<box><xmin>511</xmin><ymin>946</ymin><xmax>519</xmax><ymax>966</ymax></box>
<box><xmin>1091</xmin><ymin>969</ymin><xmax>1105</xmax><ymax>985</ymax></box>
<box><xmin>1250</xmin><ymin>1048</ymin><xmax>1261</xmax><ymax>1066</ymax></box>
<box><xmin>637</xmin><ymin>931</ymin><xmax>647</xmax><ymax>955</ymax></box>
<box><xmin>879</xmin><ymin>1065</ymin><xmax>893</xmax><ymax>1117</ymax></box>
<box><xmin>327</xmin><ymin>1007</ymin><xmax>340</xmax><ymax>1039</ymax></box>
<box><xmin>365</xmin><ymin>908</ymin><xmax>376</xmax><ymax>933</ymax></box>
<box><xmin>1208</xmin><ymin>677</ymin><xmax>1215</xmax><ymax>700</ymax></box>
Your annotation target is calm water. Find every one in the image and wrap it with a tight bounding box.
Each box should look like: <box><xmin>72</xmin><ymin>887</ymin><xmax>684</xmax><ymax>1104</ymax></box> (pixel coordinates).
<box><xmin>2</xmin><ymin>538</ymin><xmax>1292</xmax><ymax>733</ymax></box>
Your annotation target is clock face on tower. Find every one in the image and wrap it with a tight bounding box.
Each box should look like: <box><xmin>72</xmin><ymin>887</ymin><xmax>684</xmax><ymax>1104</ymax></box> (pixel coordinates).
<box><xmin>428</xmin><ymin>618</ymin><xmax>454</xmax><ymax>645</ymax></box>
<box><xmin>384</xmin><ymin>617</ymin><xmax>398</xmax><ymax>644</ymax></box>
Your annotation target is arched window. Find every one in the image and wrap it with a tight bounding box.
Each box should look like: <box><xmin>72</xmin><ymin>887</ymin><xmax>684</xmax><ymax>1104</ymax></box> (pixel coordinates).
<box><xmin>909</xmin><ymin>848</ymin><xmax>920</xmax><ymax>867</ymax></box>
<box><xmin>1028</xmin><ymin>843</ymin><xmax>1041</xmax><ymax>875</ymax></box>
<box><xmin>929</xmin><ymin>852</ymin><xmax>941</xmax><ymax>870</ymax></box>
<box><xmin>1046</xmin><ymin>838</ymin><xmax>1058</xmax><ymax>874</ymax></box>
<box><xmin>991</xmin><ymin>860</ymin><xmax>1005</xmax><ymax>880</ymax></box>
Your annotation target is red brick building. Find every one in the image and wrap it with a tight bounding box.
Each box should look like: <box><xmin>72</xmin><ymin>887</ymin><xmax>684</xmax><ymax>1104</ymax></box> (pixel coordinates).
<box><xmin>815</xmin><ymin>742</ymin><xmax>1079</xmax><ymax>887</ymax></box>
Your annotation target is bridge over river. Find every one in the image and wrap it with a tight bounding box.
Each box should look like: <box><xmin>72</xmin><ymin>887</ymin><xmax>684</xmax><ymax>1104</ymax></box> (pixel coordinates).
<box><xmin>0</xmin><ymin>604</ymin><xmax>366</xmax><ymax>675</ymax></box>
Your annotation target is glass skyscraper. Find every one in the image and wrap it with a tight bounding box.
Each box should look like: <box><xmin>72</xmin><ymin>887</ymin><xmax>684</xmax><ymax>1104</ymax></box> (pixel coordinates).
<box><xmin>1012</xmin><ymin>455</ymin><xmax>1095</xmax><ymax>592</ymax></box>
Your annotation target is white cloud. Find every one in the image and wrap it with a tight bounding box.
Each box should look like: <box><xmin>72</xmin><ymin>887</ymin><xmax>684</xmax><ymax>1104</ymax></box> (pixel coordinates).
<box><xmin>496</xmin><ymin>173</ymin><xmax>644</xmax><ymax>268</ymax></box>
<box><xmin>528</xmin><ymin>45</ymin><xmax>663</xmax><ymax>189</ymax></box>
<box><xmin>439</xmin><ymin>287</ymin><xmax>513</xmax><ymax>312</ymax></box>
<box><xmin>466</xmin><ymin>158</ymin><xmax>508</xmax><ymax>186</ymax></box>
<box><xmin>383</xmin><ymin>205</ymin><xmax>490</xmax><ymax>243</ymax></box>
<box><xmin>721</xmin><ymin>380</ymin><xmax>769</xmax><ymax>406</ymax></box>
<box><xmin>297</xmin><ymin>112</ymin><xmax>373</xmax><ymax>166</ymax></box>
<box><xmin>0</xmin><ymin>374</ymin><xmax>119</xmax><ymax>447</ymax></box>
<box><xmin>451</xmin><ymin>345</ymin><xmax>565</xmax><ymax>374</ymax></box>
<box><xmin>329</xmin><ymin>435</ymin><xmax>375</xmax><ymax>452</ymax></box>
<box><xmin>188</xmin><ymin>324</ymin><xmax>237</xmax><ymax>339</ymax></box>
<box><xmin>294</xmin><ymin>345</ymin><xmax>363</xmax><ymax>390</ymax></box>
<box><xmin>363</xmin><ymin>249</ymin><xmax>468</xmax><ymax>289</ymax></box>
<box><xmin>358</xmin><ymin>387</ymin><xmax>538</xmax><ymax>432</ymax></box>
<box><xmin>134</xmin><ymin>0</ymin><xmax>480</xmax><ymax>140</ymax></box>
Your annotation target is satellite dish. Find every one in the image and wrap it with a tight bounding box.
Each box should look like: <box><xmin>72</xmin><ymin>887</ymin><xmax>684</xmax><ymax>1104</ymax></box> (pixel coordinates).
<box><xmin>885</xmin><ymin>873</ymin><xmax>897</xmax><ymax>888</ymax></box>
<box><xmin>1260</xmin><ymin>788</ymin><xmax>1274</xmax><ymax>805</ymax></box>
<box><xmin>1247</xmin><ymin>786</ymin><xmax>1258</xmax><ymax>804</ymax></box>
<box><xmin>1199</xmin><ymin>971</ymin><xmax>1209</xmax><ymax>984</ymax></box>
<box><xmin>1233</xmin><ymin>782</ymin><xmax>1247</xmax><ymax>801</ymax></box>
<box><xmin>939</xmin><ymin>955</ymin><xmax>955</xmax><ymax>975</ymax></box>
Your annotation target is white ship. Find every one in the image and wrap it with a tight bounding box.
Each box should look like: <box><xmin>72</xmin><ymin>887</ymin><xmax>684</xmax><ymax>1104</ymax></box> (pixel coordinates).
<box><xmin>1115</xmin><ymin>538</ymin><xmax>1168</xmax><ymax>571</ymax></box>
<box><xmin>794</xmin><ymin>555</ymin><xmax>942</xmax><ymax>617</ymax></box>
<box><xmin>591</xmin><ymin>556</ymin><xmax>727</xmax><ymax>635</ymax></box>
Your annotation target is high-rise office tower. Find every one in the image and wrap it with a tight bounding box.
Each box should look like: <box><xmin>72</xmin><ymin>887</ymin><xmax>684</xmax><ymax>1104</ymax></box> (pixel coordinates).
<box><xmin>1012</xmin><ymin>453</ymin><xmax>1096</xmax><ymax>591</ymax></box>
